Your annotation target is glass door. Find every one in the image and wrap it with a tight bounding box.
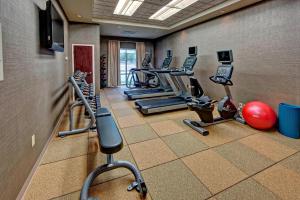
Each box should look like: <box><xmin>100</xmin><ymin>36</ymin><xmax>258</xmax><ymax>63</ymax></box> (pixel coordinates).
<box><xmin>120</xmin><ymin>48</ymin><xmax>137</xmax><ymax>85</ymax></box>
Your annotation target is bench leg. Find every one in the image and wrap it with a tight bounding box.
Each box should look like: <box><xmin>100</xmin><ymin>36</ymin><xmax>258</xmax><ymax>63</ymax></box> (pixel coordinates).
<box><xmin>57</xmin><ymin>101</ymin><xmax>88</xmax><ymax>137</ymax></box>
<box><xmin>58</xmin><ymin>103</ymin><xmax>96</xmax><ymax>137</ymax></box>
<box><xmin>80</xmin><ymin>159</ymin><xmax>147</xmax><ymax>200</ymax></box>
<box><xmin>58</xmin><ymin>118</ymin><xmax>95</xmax><ymax>137</ymax></box>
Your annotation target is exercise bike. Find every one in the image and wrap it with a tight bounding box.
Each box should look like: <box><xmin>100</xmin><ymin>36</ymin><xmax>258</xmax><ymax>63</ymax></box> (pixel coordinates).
<box><xmin>183</xmin><ymin>50</ymin><xmax>245</xmax><ymax>136</ymax></box>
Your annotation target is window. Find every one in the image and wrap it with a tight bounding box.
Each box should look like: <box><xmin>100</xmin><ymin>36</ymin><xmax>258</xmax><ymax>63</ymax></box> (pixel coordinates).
<box><xmin>120</xmin><ymin>48</ymin><xmax>136</xmax><ymax>85</ymax></box>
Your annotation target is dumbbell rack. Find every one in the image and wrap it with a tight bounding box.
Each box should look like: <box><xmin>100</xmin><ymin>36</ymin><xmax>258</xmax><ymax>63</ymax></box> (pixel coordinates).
<box><xmin>58</xmin><ymin>71</ymin><xmax>101</xmax><ymax>137</ymax></box>
<box><xmin>100</xmin><ymin>54</ymin><xmax>107</xmax><ymax>88</ymax></box>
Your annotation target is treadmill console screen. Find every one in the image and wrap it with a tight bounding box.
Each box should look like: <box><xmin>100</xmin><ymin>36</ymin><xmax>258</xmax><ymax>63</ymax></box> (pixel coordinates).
<box><xmin>183</xmin><ymin>56</ymin><xmax>197</xmax><ymax>71</ymax></box>
<box><xmin>189</xmin><ymin>46</ymin><xmax>197</xmax><ymax>56</ymax></box>
<box><xmin>142</xmin><ymin>53</ymin><xmax>152</xmax><ymax>67</ymax></box>
<box><xmin>217</xmin><ymin>50</ymin><xmax>233</xmax><ymax>63</ymax></box>
<box><xmin>161</xmin><ymin>57</ymin><xmax>172</xmax><ymax>69</ymax></box>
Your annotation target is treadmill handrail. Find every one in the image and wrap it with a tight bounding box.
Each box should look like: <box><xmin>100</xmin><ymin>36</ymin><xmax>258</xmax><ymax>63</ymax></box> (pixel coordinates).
<box><xmin>130</xmin><ymin>67</ymin><xmax>150</xmax><ymax>72</ymax></box>
<box><xmin>148</xmin><ymin>68</ymin><xmax>184</xmax><ymax>73</ymax></box>
<box><xmin>170</xmin><ymin>70</ymin><xmax>194</xmax><ymax>76</ymax></box>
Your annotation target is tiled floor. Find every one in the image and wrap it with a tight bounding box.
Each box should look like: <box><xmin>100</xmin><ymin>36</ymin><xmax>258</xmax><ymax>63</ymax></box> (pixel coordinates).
<box><xmin>23</xmin><ymin>87</ymin><xmax>300</xmax><ymax>200</ymax></box>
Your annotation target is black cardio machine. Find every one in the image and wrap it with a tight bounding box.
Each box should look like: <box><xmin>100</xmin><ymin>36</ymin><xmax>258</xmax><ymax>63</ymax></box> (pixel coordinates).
<box><xmin>135</xmin><ymin>47</ymin><xmax>197</xmax><ymax>114</ymax></box>
<box><xmin>183</xmin><ymin>50</ymin><xmax>244</xmax><ymax>136</ymax></box>
<box><xmin>126</xmin><ymin>52</ymin><xmax>158</xmax><ymax>89</ymax></box>
<box><xmin>124</xmin><ymin>50</ymin><xmax>174</xmax><ymax>100</ymax></box>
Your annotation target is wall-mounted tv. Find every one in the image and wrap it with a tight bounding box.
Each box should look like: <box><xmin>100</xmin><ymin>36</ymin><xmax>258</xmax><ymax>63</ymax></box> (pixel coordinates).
<box><xmin>217</xmin><ymin>50</ymin><xmax>233</xmax><ymax>63</ymax></box>
<box><xmin>39</xmin><ymin>0</ymin><xmax>64</xmax><ymax>52</ymax></box>
<box><xmin>188</xmin><ymin>46</ymin><xmax>197</xmax><ymax>56</ymax></box>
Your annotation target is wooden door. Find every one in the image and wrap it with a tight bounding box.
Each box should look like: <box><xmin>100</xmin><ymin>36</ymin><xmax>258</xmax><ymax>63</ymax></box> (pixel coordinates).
<box><xmin>73</xmin><ymin>45</ymin><xmax>93</xmax><ymax>84</ymax></box>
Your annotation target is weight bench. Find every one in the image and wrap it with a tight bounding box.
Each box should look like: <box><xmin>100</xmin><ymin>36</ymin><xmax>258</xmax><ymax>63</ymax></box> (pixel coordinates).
<box><xmin>80</xmin><ymin>107</ymin><xmax>148</xmax><ymax>200</ymax></box>
<box><xmin>74</xmin><ymin>81</ymin><xmax>147</xmax><ymax>199</ymax></box>
<box><xmin>60</xmin><ymin>76</ymin><xmax>147</xmax><ymax>199</ymax></box>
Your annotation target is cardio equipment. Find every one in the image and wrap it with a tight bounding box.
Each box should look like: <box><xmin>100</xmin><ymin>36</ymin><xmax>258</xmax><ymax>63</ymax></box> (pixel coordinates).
<box><xmin>135</xmin><ymin>47</ymin><xmax>197</xmax><ymax>114</ymax></box>
<box><xmin>124</xmin><ymin>50</ymin><xmax>174</xmax><ymax>100</ymax></box>
<box><xmin>183</xmin><ymin>50</ymin><xmax>244</xmax><ymax>136</ymax></box>
<box><xmin>126</xmin><ymin>52</ymin><xmax>158</xmax><ymax>89</ymax></box>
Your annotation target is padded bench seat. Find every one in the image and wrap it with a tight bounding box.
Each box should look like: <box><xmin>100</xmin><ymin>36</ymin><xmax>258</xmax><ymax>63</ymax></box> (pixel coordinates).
<box><xmin>95</xmin><ymin>107</ymin><xmax>123</xmax><ymax>154</ymax></box>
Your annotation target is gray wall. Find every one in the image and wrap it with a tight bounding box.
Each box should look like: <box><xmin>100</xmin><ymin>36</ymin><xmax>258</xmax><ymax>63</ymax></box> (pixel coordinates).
<box><xmin>0</xmin><ymin>0</ymin><xmax>69</xmax><ymax>199</ymax></box>
<box><xmin>155</xmin><ymin>0</ymin><xmax>300</xmax><ymax>110</ymax></box>
<box><xmin>69</xmin><ymin>24</ymin><xmax>101</xmax><ymax>92</ymax></box>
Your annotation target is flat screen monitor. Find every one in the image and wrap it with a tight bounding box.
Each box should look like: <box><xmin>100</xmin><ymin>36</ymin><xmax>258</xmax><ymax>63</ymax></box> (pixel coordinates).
<box><xmin>51</xmin><ymin>3</ymin><xmax>64</xmax><ymax>52</ymax></box>
<box><xmin>189</xmin><ymin>46</ymin><xmax>197</xmax><ymax>56</ymax></box>
<box><xmin>39</xmin><ymin>0</ymin><xmax>64</xmax><ymax>52</ymax></box>
<box><xmin>217</xmin><ymin>50</ymin><xmax>233</xmax><ymax>63</ymax></box>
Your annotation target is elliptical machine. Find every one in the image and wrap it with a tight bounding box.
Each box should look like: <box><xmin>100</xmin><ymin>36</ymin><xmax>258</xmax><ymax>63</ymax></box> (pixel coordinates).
<box><xmin>183</xmin><ymin>50</ymin><xmax>244</xmax><ymax>136</ymax></box>
<box><xmin>126</xmin><ymin>52</ymin><xmax>159</xmax><ymax>89</ymax></box>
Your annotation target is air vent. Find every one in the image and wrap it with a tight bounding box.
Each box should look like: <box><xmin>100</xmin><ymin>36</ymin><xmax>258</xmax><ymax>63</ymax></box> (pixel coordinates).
<box><xmin>122</xmin><ymin>30</ymin><xmax>136</xmax><ymax>35</ymax></box>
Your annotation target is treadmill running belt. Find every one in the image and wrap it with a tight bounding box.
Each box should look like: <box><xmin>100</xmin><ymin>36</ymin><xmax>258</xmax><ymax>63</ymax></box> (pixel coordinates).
<box><xmin>136</xmin><ymin>97</ymin><xmax>186</xmax><ymax>109</ymax></box>
<box><xmin>128</xmin><ymin>89</ymin><xmax>164</xmax><ymax>95</ymax></box>
<box><xmin>125</xmin><ymin>88</ymin><xmax>164</xmax><ymax>95</ymax></box>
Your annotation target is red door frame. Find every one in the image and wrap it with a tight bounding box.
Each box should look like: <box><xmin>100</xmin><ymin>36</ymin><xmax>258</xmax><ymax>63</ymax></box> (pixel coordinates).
<box><xmin>72</xmin><ymin>44</ymin><xmax>95</xmax><ymax>85</ymax></box>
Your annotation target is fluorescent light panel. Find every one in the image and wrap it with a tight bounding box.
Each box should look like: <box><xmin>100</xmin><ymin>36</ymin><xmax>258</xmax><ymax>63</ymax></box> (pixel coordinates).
<box><xmin>114</xmin><ymin>0</ymin><xmax>144</xmax><ymax>16</ymax></box>
<box><xmin>150</xmin><ymin>0</ymin><xmax>199</xmax><ymax>20</ymax></box>
<box><xmin>154</xmin><ymin>8</ymin><xmax>181</xmax><ymax>21</ymax></box>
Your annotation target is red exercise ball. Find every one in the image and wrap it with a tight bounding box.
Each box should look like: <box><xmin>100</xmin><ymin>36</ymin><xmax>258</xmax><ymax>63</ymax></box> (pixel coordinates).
<box><xmin>242</xmin><ymin>101</ymin><xmax>277</xmax><ymax>130</ymax></box>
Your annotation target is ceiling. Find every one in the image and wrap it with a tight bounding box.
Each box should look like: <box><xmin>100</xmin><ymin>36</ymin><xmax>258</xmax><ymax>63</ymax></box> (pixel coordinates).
<box><xmin>92</xmin><ymin>0</ymin><xmax>227</xmax><ymax>27</ymax></box>
<box><xmin>59</xmin><ymin>0</ymin><xmax>263</xmax><ymax>39</ymax></box>
<box><xmin>99</xmin><ymin>23</ymin><xmax>168</xmax><ymax>39</ymax></box>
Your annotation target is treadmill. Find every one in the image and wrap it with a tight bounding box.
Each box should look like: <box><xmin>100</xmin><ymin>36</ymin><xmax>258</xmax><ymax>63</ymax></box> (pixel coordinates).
<box><xmin>135</xmin><ymin>47</ymin><xmax>198</xmax><ymax>114</ymax></box>
<box><xmin>124</xmin><ymin>50</ymin><xmax>174</xmax><ymax>100</ymax></box>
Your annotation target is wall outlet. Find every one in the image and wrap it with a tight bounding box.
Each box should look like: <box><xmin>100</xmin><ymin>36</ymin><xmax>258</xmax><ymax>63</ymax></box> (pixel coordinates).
<box><xmin>32</xmin><ymin>134</ymin><xmax>36</xmax><ymax>147</ymax></box>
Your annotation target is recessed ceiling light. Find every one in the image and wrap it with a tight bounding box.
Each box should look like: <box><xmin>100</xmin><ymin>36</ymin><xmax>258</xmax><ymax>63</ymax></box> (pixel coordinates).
<box><xmin>155</xmin><ymin>8</ymin><xmax>181</xmax><ymax>21</ymax></box>
<box><xmin>77</xmin><ymin>14</ymin><xmax>82</xmax><ymax>18</ymax></box>
<box><xmin>150</xmin><ymin>0</ymin><xmax>199</xmax><ymax>21</ymax></box>
<box><xmin>169</xmin><ymin>0</ymin><xmax>198</xmax><ymax>9</ymax></box>
<box><xmin>114</xmin><ymin>0</ymin><xmax>144</xmax><ymax>16</ymax></box>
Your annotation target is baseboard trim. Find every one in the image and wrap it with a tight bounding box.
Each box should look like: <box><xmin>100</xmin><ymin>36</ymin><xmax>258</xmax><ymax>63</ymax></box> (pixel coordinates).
<box><xmin>16</xmin><ymin>101</ymin><xmax>69</xmax><ymax>200</ymax></box>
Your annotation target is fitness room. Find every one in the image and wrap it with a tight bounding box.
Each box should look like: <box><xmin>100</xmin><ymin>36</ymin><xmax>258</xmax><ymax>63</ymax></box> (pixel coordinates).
<box><xmin>0</xmin><ymin>0</ymin><xmax>299</xmax><ymax>199</ymax></box>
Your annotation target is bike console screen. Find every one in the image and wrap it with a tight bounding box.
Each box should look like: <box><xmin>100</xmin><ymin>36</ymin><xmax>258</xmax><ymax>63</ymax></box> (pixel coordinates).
<box><xmin>216</xmin><ymin>66</ymin><xmax>233</xmax><ymax>79</ymax></box>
